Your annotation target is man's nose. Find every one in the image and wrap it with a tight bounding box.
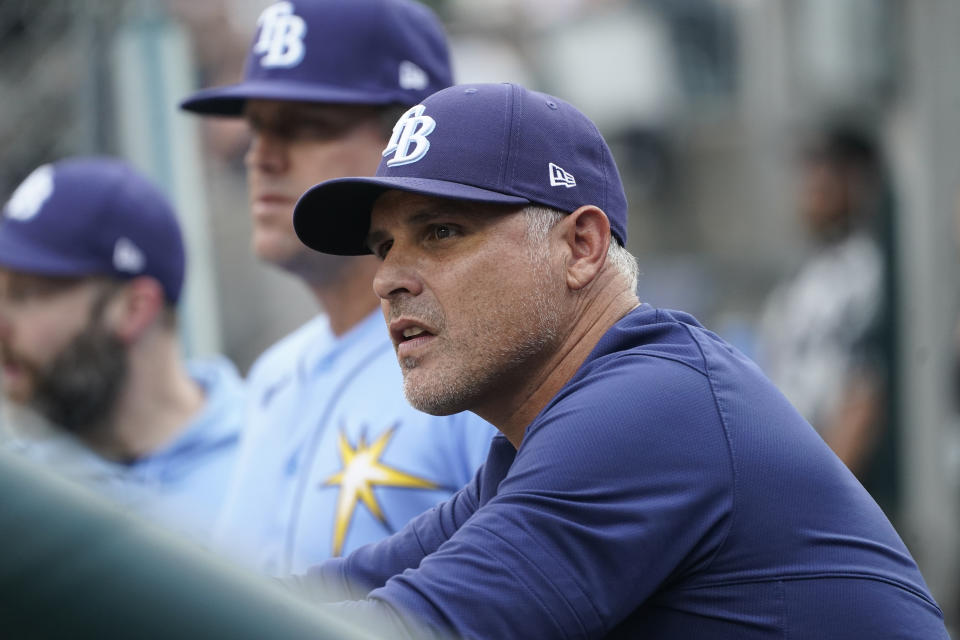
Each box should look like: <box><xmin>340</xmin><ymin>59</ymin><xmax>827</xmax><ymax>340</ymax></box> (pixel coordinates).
<box><xmin>372</xmin><ymin>250</ymin><xmax>424</xmax><ymax>301</ymax></box>
<box><xmin>0</xmin><ymin>306</ymin><xmax>12</xmax><ymax>341</ymax></box>
<box><xmin>245</xmin><ymin>131</ymin><xmax>289</xmax><ymax>175</ymax></box>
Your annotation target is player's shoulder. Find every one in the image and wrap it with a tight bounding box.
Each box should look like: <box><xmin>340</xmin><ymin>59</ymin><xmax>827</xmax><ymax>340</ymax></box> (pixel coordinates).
<box><xmin>560</xmin><ymin>347</ymin><xmax>716</xmax><ymax>432</ymax></box>
<box><xmin>577</xmin><ymin>305</ymin><xmax>717</xmax><ymax>384</ymax></box>
<box><xmin>535</xmin><ymin>307</ymin><xmax>743</xmax><ymax>442</ymax></box>
<box><xmin>246</xmin><ymin>315</ymin><xmax>331</xmax><ymax>387</ymax></box>
<box><xmin>187</xmin><ymin>354</ymin><xmax>243</xmax><ymax>394</ymax></box>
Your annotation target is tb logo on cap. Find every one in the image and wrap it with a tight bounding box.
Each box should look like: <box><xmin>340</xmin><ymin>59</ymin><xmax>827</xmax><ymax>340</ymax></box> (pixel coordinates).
<box><xmin>253</xmin><ymin>2</ymin><xmax>306</xmax><ymax>69</ymax></box>
<box><xmin>383</xmin><ymin>105</ymin><xmax>436</xmax><ymax>167</ymax></box>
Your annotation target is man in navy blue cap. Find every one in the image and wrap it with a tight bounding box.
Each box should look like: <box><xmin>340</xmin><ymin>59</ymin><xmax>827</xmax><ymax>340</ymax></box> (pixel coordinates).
<box><xmin>0</xmin><ymin>157</ymin><xmax>244</xmax><ymax>541</ymax></box>
<box><xmin>289</xmin><ymin>83</ymin><xmax>948</xmax><ymax>638</ymax></box>
<box><xmin>181</xmin><ymin>0</ymin><xmax>495</xmax><ymax>574</ymax></box>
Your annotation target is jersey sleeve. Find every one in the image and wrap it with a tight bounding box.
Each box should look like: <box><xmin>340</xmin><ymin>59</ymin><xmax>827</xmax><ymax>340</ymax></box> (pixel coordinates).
<box><xmin>304</xmin><ymin>355</ymin><xmax>736</xmax><ymax>639</ymax></box>
<box><xmin>209</xmin><ymin>384</ymin><xmax>284</xmax><ymax>565</ymax></box>
<box><xmin>209</xmin><ymin>332</ymin><xmax>310</xmax><ymax>569</ymax></box>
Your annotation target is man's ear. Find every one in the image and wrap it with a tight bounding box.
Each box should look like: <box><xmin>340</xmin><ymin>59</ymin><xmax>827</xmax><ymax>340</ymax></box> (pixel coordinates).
<box><xmin>107</xmin><ymin>277</ymin><xmax>165</xmax><ymax>344</ymax></box>
<box><xmin>559</xmin><ymin>205</ymin><xmax>611</xmax><ymax>290</ymax></box>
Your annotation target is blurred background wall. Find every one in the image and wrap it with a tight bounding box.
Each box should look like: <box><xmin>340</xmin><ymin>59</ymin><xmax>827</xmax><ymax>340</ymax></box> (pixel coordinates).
<box><xmin>2</xmin><ymin>0</ymin><xmax>959</xmax><ymax>629</ymax></box>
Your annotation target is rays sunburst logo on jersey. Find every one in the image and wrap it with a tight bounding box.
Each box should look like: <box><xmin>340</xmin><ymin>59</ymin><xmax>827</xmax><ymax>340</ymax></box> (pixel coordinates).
<box><xmin>323</xmin><ymin>424</ymin><xmax>438</xmax><ymax>557</ymax></box>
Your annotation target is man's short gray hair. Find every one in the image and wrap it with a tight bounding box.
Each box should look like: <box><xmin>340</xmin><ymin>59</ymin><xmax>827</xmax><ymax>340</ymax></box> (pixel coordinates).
<box><xmin>522</xmin><ymin>205</ymin><xmax>638</xmax><ymax>293</ymax></box>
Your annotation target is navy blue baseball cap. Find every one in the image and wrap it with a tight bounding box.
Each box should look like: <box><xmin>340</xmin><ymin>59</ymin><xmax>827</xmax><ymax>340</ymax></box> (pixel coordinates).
<box><xmin>0</xmin><ymin>157</ymin><xmax>186</xmax><ymax>303</ymax></box>
<box><xmin>293</xmin><ymin>82</ymin><xmax>629</xmax><ymax>255</ymax></box>
<box><xmin>180</xmin><ymin>0</ymin><xmax>453</xmax><ymax>116</ymax></box>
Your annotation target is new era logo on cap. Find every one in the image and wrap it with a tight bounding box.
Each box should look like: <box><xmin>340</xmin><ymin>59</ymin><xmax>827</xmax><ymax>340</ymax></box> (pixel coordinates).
<box><xmin>113</xmin><ymin>237</ymin><xmax>146</xmax><ymax>274</ymax></box>
<box><xmin>399</xmin><ymin>60</ymin><xmax>428</xmax><ymax>90</ymax></box>
<box><xmin>549</xmin><ymin>163</ymin><xmax>576</xmax><ymax>188</ymax></box>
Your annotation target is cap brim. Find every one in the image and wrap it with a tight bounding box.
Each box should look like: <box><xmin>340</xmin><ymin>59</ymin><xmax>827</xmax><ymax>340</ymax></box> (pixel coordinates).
<box><xmin>180</xmin><ymin>80</ymin><xmax>407</xmax><ymax>116</ymax></box>
<box><xmin>293</xmin><ymin>177</ymin><xmax>532</xmax><ymax>256</ymax></box>
<box><xmin>0</xmin><ymin>231</ymin><xmax>104</xmax><ymax>278</ymax></box>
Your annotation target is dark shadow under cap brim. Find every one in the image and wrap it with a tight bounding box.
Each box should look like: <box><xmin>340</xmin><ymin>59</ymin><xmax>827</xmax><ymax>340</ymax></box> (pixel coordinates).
<box><xmin>293</xmin><ymin>177</ymin><xmax>532</xmax><ymax>256</ymax></box>
<box><xmin>180</xmin><ymin>80</ymin><xmax>412</xmax><ymax>116</ymax></box>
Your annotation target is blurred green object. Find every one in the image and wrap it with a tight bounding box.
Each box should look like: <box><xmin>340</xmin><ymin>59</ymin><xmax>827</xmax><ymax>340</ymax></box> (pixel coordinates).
<box><xmin>0</xmin><ymin>449</ymin><xmax>378</xmax><ymax>640</ymax></box>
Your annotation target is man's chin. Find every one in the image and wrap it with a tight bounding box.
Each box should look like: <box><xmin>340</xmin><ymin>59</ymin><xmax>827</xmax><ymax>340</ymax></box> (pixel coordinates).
<box><xmin>251</xmin><ymin>233</ymin><xmax>302</xmax><ymax>267</ymax></box>
<box><xmin>4</xmin><ymin>392</ymin><xmax>33</xmax><ymax>408</ymax></box>
<box><xmin>402</xmin><ymin>375</ymin><xmax>466</xmax><ymax>417</ymax></box>
<box><xmin>405</xmin><ymin>397</ymin><xmax>458</xmax><ymax>417</ymax></box>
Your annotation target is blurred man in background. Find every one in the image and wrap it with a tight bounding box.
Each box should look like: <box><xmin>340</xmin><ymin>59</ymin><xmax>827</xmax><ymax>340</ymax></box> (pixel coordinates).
<box><xmin>181</xmin><ymin>0</ymin><xmax>496</xmax><ymax>574</ymax></box>
<box><xmin>756</xmin><ymin>124</ymin><xmax>897</xmax><ymax>512</ymax></box>
<box><xmin>0</xmin><ymin>156</ymin><xmax>244</xmax><ymax>540</ymax></box>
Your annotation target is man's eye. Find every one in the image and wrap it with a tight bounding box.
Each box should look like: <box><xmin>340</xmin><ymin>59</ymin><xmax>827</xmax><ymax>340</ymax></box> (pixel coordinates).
<box><xmin>294</xmin><ymin>124</ymin><xmax>337</xmax><ymax>140</ymax></box>
<box><xmin>375</xmin><ymin>240</ymin><xmax>393</xmax><ymax>259</ymax></box>
<box><xmin>431</xmin><ymin>225</ymin><xmax>454</xmax><ymax>240</ymax></box>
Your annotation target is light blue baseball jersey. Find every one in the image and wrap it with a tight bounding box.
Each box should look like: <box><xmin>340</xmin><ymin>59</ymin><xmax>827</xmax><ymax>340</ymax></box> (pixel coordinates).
<box><xmin>2</xmin><ymin>356</ymin><xmax>244</xmax><ymax>541</ymax></box>
<box><xmin>213</xmin><ymin>310</ymin><xmax>497</xmax><ymax>576</ymax></box>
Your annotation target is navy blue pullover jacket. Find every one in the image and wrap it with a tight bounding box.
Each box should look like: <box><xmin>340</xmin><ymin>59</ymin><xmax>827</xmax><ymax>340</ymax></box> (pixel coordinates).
<box><xmin>304</xmin><ymin>305</ymin><xmax>946</xmax><ymax>639</ymax></box>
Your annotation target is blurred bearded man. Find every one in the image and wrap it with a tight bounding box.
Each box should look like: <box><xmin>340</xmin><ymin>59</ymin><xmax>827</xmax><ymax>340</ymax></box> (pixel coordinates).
<box><xmin>0</xmin><ymin>157</ymin><xmax>244</xmax><ymax>541</ymax></box>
